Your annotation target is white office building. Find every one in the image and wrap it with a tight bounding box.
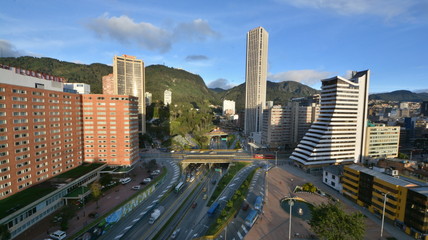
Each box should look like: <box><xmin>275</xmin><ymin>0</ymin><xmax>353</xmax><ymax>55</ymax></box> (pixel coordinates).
<box><xmin>244</xmin><ymin>27</ymin><xmax>268</xmax><ymax>135</ymax></box>
<box><xmin>64</xmin><ymin>83</ymin><xmax>90</xmax><ymax>94</ymax></box>
<box><xmin>290</xmin><ymin>70</ymin><xmax>370</xmax><ymax>173</ymax></box>
<box><xmin>223</xmin><ymin>99</ymin><xmax>235</xmax><ymax>115</ymax></box>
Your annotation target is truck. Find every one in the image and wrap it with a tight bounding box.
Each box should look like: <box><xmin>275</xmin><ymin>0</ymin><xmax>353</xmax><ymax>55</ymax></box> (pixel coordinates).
<box><xmin>149</xmin><ymin>206</ymin><xmax>164</xmax><ymax>224</ymax></box>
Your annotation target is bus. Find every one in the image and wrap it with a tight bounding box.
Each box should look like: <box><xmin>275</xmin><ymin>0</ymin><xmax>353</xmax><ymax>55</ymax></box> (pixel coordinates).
<box><xmin>174</xmin><ymin>182</ymin><xmax>185</xmax><ymax>193</ymax></box>
<box><xmin>207</xmin><ymin>202</ymin><xmax>219</xmax><ymax>217</ymax></box>
<box><xmin>253</xmin><ymin>154</ymin><xmax>275</xmax><ymax>159</ymax></box>
<box><xmin>245</xmin><ymin>209</ymin><xmax>259</xmax><ymax>227</ymax></box>
<box><xmin>254</xmin><ymin>196</ymin><xmax>263</xmax><ymax>211</ymax></box>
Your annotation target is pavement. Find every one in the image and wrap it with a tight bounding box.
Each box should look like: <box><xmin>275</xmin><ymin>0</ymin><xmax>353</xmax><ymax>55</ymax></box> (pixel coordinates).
<box><xmin>245</xmin><ymin>162</ymin><xmax>413</xmax><ymax>240</ymax></box>
<box><xmin>14</xmin><ymin>160</ymin><xmax>157</xmax><ymax>240</ymax></box>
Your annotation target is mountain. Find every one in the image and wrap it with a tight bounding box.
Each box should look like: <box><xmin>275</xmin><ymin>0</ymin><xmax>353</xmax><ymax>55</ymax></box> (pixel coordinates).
<box><xmin>209</xmin><ymin>88</ymin><xmax>226</xmax><ymax>93</ymax></box>
<box><xmin>0</xmin><ymin>56</ymin><xmax>318</xmax><ymax>110</ymax></box>
<box><xmin>218</xmin><ymin>80</ymin><xmax>319</xmax><ymax>111</ymax></box>
<box><xmin>369</xmin><ymin>90</ymin><xmax>428</xmax><ymax>102</ymax></box>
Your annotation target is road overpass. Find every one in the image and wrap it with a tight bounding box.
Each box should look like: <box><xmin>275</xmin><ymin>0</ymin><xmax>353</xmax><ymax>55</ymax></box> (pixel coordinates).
<box><xmin>180</xmin><ymin>154</ymin><xmax>236</xmax><ymax>168</ymax></box>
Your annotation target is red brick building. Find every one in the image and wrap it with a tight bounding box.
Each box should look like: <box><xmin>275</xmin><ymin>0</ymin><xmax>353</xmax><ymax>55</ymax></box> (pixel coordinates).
<box><xmin>82</xmin><ymin>94</ymin><xmax>139</xmax><ymax>166</ymax></box>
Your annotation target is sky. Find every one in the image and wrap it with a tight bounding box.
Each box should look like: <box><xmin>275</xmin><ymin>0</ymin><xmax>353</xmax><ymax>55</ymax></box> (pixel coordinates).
<box><xmin>0</xmin><ymin>0</ymin><xmax>427</xmax><ymax>93</ymax></box>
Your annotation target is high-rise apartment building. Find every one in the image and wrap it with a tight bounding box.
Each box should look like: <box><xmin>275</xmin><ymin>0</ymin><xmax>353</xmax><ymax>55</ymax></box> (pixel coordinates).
<box><xmin>102</xmin><ymin>73</ymin><xmax>114</xmax><ymax>95</ymax></box>
<box><xmin>164</xmin><ymin>89</ymin><xmax>172</xmax><ymax>105</ymax></box>
<box><xmin>82</xmin><ymin>95</ymin><xmax>139</xmax><ymax>166</ymax></box>
<box><xmin>365</xmin><ymin>123</ymin><xmax>400</xmax><ymax>159</ymax></box>
<box><xmin>113</xmin><ymin>55</ymin><xmax>145</xmax><ymax>133</ymax></box>
<box><xmin>244</xmin><ymin>27</ymin><xmax>268</xmax><ymax>135</ymax></box>
<box><xmin>421</xmin><ymin>101</ymin><xmax>428</xmax><ymax>116</ymax></box>
<box><xmin>0</xmin><ymin>65</ymin><xmax>84</xmax><ymax>199</ymax></box>
<box><xmin>290</xmin><ymin>70</ymin><xmax>370</xmax><ymax>173</ymax></box>
<box><xmin>261</xmin><ymin>98</ymin><xmax>319</xmax><ymax>149</ymax></box>
<box><xmin>223</xmin><ymin>100</ymin><xmax>235</xmax><ymax>116</ymax></box>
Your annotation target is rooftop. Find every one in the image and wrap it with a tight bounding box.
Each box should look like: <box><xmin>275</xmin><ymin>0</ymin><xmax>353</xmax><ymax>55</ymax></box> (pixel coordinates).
<box><xmin>347</xmin><ymin>164</ymin><xmax>418</xmax><ymax>188</ymax></box>
<box><xmin>409</xmin><ymin>187</ymin><xmax>428</xmax><ymax>197</ymax></box>
<box><xmin>0</xmin><ymin>163</ymin><xmax>104</xmax><ymax>219</ymax></box>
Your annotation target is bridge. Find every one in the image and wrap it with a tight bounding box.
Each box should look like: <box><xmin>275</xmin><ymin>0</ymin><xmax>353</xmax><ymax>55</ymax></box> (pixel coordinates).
<box><xmin>180</xmin><ymin>154</ymin><xmax>235</xmax><ymax>169</ymax></box>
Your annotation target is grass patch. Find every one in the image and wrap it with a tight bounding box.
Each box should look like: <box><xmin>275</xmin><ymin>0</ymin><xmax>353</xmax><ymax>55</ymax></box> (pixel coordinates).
<box><xmin>55</xmin><ymin>163</ymin><xmax>104</xmax><ymax>179</ymax></box>
<box><xmin>206</xmin><ymin>167</ymin><xmax>257</xmax><ymax>235</ymax></box>
<box><xmin>208</xmin><ymin>162</ymin><xmax>248</xmax><ymax>206</ymax></box>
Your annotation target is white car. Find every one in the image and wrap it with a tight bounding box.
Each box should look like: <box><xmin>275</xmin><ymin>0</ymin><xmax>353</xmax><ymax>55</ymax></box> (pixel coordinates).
<box><xmin>143</xmin><ymin>178</ymin><xmax>152</xmax><ymax>183</ymax></box>
<box><xmin>50</xmin><ymin>230</ymin><xmax>67</xmax><ymax>240</ymax></box>
<box><xmin>119</xmin><ymin>177</ymin><xmax>131</xmax><ymax>184</ymax></box>
<box><xmin>171</xmin><ymin>228</ymin><xmax>181</xmax><ymax>239</ymax></box>
<box><xmin>132</xmin><ymin>185</ymin><xmax>141</xmax><ymax>190</ymax></box>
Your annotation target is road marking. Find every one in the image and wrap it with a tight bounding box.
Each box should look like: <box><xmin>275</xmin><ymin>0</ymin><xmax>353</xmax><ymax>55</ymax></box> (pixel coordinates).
<box><xmin>125</xmin><ymin>225</ymin><xmax>133</xmax><ymax>230</ymax></box>
<box><xmin>114</xmin><ymin>234</ymin><xmax>123</xmax><ymax>239</ymax></box>
<box><xmin>260</xmin><ymin>192</ymin><xmax>264</xmax><ymax>196</ymax></box>
<box><xmin>140</xmin><ymin>211</ymin><xmax>147</xmax><ymax>216</ymax></box>
<box><xmin>162</xmin><ymin>189</ymin><xmax>168</xmax><ymax>193</ymax></box>
<box><xmin>241</xmin><ymin>225</ymin><xmax>248</xmax><ymax>233</ymax></box>
<box><xmin>237</xmin><ymin>231</ymin><xmax>243</xmax><ymax>239</ymax></box>
<box><xmin>147</xmin><ymin>205</ymin><xmax>153</xmax><ymax>209</ymax></box>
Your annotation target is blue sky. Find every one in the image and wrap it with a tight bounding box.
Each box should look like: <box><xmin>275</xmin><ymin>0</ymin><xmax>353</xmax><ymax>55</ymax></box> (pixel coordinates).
<box><xmin>1</xmin><ymin>0</ymin><xmax>427</xmax><ymax>93</ymax></box>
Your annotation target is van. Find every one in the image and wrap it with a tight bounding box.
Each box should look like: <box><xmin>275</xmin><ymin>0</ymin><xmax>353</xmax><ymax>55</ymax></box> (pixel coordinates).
<box><xmin>50</xmin><ymin>230</ymin><xmax>67</xmax><ymax>240</ymax></box>
<box><xmin>120</xmin><ymin>177</ymin><xmax>131</xmax><ymax>184</ymax></box>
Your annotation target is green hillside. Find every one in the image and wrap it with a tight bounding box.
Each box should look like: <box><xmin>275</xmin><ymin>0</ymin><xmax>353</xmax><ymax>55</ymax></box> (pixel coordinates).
<box><xmin>218</xmin><ymin>80</ymin><xmax>319</xmax><ymax>111</ymax></box>
<box><xmin>145</xmin><ymin>65</ymin><xmax>218</xmax><ymax>106</ymax></box>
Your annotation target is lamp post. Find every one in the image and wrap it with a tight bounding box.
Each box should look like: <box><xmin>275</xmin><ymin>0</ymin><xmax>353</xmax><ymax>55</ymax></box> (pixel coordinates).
<box><xmin>289</xmin><ymin>199</ymin><xmax>294</xmax><ymax>240</ymax></box>
<box><xmin>275</xmin><ymin>151</ymin><xmax>278</xmax><ymax>167</ymax></box>
<box><xmin>380</xmin><ymin>192</ymin><xmax>389</xmax><ymax>238</ymax></box>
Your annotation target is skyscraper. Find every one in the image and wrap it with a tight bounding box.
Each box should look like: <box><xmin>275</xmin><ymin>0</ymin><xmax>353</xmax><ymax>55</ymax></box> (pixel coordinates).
<box><xmin>244</xmin><ymin>27</ymin><xmax>268</xmax><ymax>136</ymax></box>
<box><xmin>113</xmin><ymin>55</ymin><xmax>146</xmax><ymax>133</ymax></box>
<box><xmin>290</xmin><ymin>70</ymin><xmax>370</xmax><ymax>173</ymax></box>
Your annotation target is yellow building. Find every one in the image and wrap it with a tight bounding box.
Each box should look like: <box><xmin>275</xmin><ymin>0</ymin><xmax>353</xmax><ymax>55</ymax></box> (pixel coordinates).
<box><xmin>343</xmin><ymin>165</ymin><xmax>427</xmax><ymax>239</ymax></box>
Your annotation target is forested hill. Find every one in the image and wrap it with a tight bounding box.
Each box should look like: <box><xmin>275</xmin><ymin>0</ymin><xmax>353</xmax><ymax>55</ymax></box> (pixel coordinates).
<box><xmin>369</xmin><ymin>90</ymin><xmax>428</xmax><ymax>102</ymax></box>
<box><xmin>217</xmin><ymin>80</ymin><xmax>319</xmax><ymax>111</ymax></box>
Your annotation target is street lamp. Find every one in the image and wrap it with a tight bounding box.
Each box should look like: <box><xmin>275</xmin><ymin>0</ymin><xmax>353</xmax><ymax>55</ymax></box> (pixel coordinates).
<box><xmin>380</xmin><ymin>192</ymin><xmax>389</xmax><ymax>238</ymax></box>
<box><xmin>289</xmin><ymin>199</ymin><xmax>294</xmax><ymax>240</ymax></box>
<box><xmin>275</xmin><ymin>151</ymin><xmax>278</xmax><ymax>167</ymax></box>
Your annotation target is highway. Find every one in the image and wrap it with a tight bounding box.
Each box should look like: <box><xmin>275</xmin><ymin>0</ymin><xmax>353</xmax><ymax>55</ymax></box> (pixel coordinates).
<box><xmin>97</xmin><ymin>158</ymin><xmax>180</xmax><ymax>240</ymax></box>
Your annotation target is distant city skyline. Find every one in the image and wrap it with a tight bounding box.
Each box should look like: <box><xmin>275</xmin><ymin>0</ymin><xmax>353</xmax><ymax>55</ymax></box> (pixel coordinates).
<box><xmin>0</xmin><ymin>0</ymin><xmax>427</xmax><ymax>93</ymax></box>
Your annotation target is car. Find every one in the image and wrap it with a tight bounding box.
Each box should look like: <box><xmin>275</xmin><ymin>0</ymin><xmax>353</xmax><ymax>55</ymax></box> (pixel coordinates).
<box><xmin>211</xmin><ymin>180</ymin><xmax>217</xmax><ymax>185</ymax></box>
<box><xmin>171</xmin><ymin>228</ymin><xmax>181</xmax><ymax>239</ymax></box>
<box><xmin>143</xmin><ymin>178</ymin><xmax>152</xmax><ymax>183</ymax></box>
<box><xmin>202</xmin><ymin>187</ymin><xmax>207</xmax><ymax>192</ymax></box>
<box><xmin>49</xmin><ymin>230</ymin><xmax>67</xmax><ymax>240</ymax></box>
<box><xmin>242</xmin><ymin>203</ymin><xmax>249</xmax><ymax>211</ymax></box>
<box><xmin>192</xmin><ymin>202</ymin><xmax>197</xmax><ymax>208</ymax></box>
<box><xmin>203</xmin><ymin>194</ymin><xmax>208</xmax><ymax>200</ymax></box>
<box><xmin>132</xmin><ymin>185</ymin><xmax>141</xmax><ymax>190</ymax></box>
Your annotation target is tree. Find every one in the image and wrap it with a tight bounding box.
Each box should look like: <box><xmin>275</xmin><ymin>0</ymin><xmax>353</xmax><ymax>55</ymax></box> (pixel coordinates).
<box><xmin>309</xmin><ymin>202</ymin><xmax>365</xmax><ymax>240</ymax></box>
<box><xmin>302</xmin><ymin>182</ymin><xmax>317</xmax><ymax>193</ymax></box>
<box><xmin>99</xmin><ymin>174</ymin><xmax>112</xmax><ymax>186</ymax></box>
<box><xmin>90</xmin><ymin>181</ymin><xmax>102</xmax><ymax>208</ymax></box>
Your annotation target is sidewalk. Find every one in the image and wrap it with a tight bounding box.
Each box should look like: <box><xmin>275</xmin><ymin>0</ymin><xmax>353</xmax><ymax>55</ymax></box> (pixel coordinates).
<box><xmin>246</xmin><ymin>165</ymin><xmax>398</xmax><ymax>240</ymax></box>
<box><xmin>14</xmin><ymin>162</ymin><xmax>155</xmax><ymax>240</ymax></box>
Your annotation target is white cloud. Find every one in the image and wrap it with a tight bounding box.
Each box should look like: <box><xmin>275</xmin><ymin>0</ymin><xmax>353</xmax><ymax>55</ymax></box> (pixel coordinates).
<box><xmin>268</xmin><ymin>69</ymin><xmax>332</xmax><ymax>85</ymax></box>
<box><xmin>278</xmin><ymin>0</ymin><xmax>417</xmax><ymax>19</ymax></box>
<box><xmin>0</xmin><ymin>39</ymin><xmax>30</xmax><ymax>57</ymax></box>
<box><xmin>208</xmin><ymin>78</ymin><xmax>236</xmax><ymax>90</ymax></box>
<box><xmin>86</xmin><ymin>14</ymin><xmax>219</xmax><ymax>53</ymax></box>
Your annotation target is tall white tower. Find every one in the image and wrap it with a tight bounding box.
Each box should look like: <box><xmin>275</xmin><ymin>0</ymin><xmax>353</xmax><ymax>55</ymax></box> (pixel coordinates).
<box><xmin>290</xmin><ymin>70</ymin><xmax>370</xmax><ymax>172</ymax></box>
<box><xmin>244</xmin><ymin>27</ymin><xmax>268</xmax><ymax>136</ymax></box>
